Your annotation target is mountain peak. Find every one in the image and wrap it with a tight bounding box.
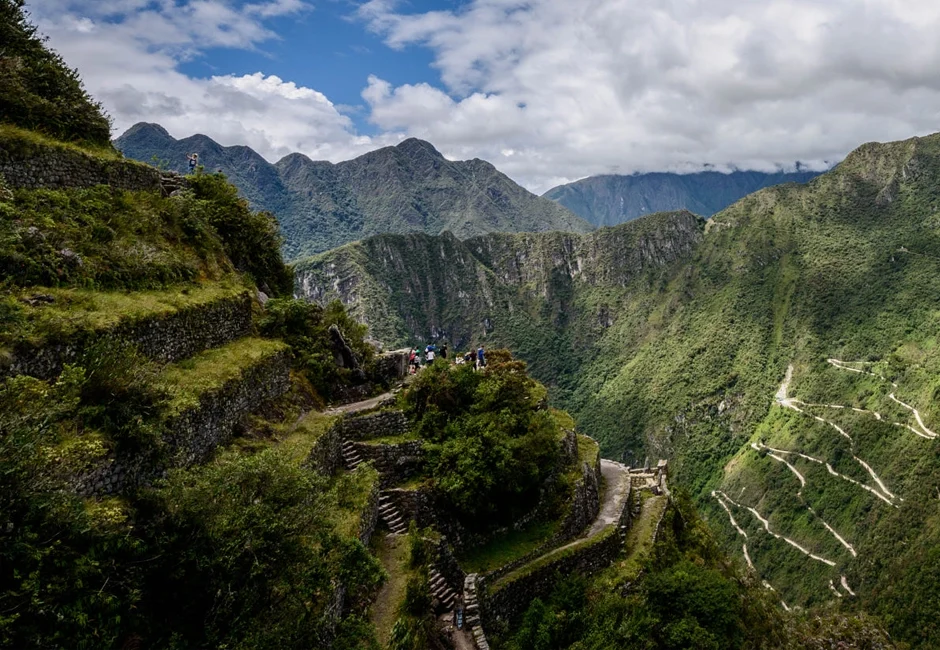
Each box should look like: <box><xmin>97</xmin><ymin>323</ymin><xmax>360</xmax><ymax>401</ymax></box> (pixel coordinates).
<box><xmin>119</xmin><ymin>122</ymin><xmax>173</xmax><ymax>142</ymax></box>
<box><xmin>395</xmin><ymin>137</ymin><xmax>445</xmax><ymax>159</ymax></box>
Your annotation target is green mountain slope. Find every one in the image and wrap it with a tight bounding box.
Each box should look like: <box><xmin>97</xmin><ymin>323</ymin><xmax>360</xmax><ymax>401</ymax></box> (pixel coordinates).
<box><xmin>300</xmin><ymin>132</ymin><xmax>940</xmax><ymax>648</ymax></box>
<box><xmin>115</xmin><ymin>124</ymin><xmax>592</xmax><ymax>260</ymax></box>
<box><xmin>543</xmin><ymin>169</ymin><xmax>823</xmax><ymax>227</ymax></box>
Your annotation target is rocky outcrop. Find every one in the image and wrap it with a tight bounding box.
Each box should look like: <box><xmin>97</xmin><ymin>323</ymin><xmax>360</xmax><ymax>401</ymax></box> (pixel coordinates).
<box><xmin>294</xmin><ymin>211</ymin><xmax>703</xmax><ymax>348</ymax></box>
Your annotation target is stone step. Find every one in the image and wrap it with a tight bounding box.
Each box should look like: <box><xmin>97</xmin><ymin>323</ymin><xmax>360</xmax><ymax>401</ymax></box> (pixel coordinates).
<box><xmin>3</xmin><ymin>283</ymin><xmax>255</xmax><ymax>381</ymax></box>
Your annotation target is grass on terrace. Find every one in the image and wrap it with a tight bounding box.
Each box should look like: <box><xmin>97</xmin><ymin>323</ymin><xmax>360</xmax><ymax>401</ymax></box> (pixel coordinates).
<box><xmin>594</xmin><ymin>491</ymin><xmax>668</xmax><ymax>591</ymax></box>
<box><xmin>156</xmin><ymin>337</ymin><xmax>288</xmax><ymax>415</ymax></box>
<box><xmin>1</xmin><ymin>280</ymin><xmax>250</xmax><ymax>350</ymax></box>
<box><xmin>458</xmin><ymin>519</ymin><xmax>558</xmax><ymax>576</ymax></box>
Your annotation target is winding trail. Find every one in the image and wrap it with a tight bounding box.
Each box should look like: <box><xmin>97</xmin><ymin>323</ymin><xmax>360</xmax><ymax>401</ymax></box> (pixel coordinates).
<box><xmin>716</xmin><ymin>491</ymin><xmax>837</xmax><ymax>567</ymax></box>
<box><xmin>751</xmin><ymin>443</ymin><xmax>858</xmax><ymax>557</ymax></box>
<box><xmin>776</xmin><ymin>366</ymin><xmax>896</xmax><ymax>503</ymax></box>
<box><xmin>889</xmin><ymin>393</ymin><xmax>939</xmax><ymax>439</ymax></box>
<box><xmin>753</xmin><ymin>443</ymin><xmax>896</xmax><ymax>507</ymax></box>
<box><xmin>827</xmin><ymin>359</ymin><xmax>898</xmax><ymax>387</ymax></box>
<box><xmin>713</xmin><ymin>491</ymin><xmax>788</xmax><ymax>608</ymax></box>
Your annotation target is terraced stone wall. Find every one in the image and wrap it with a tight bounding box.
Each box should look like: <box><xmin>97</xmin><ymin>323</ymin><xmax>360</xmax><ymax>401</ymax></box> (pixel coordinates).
<box><xmin>480</xmin><ymin>470</ymin><xmax>637</xmax><ymax>630</ymax></box>
<box><xmin>357</xmin><ymin>478</ymin><xmax>381</xmax><ymax>546</ymax></box>
<box><xmin>484</xmin><ymin>455</ymin><xmax>604</xmax><ymax>584</ymax></box>
<box><xmin>342</xmin><ymin>410</ymin><xmax>412</xmax><ymax>441</ymax></box>
<box><xmin>4</xmin><ymin>291</ymin><xmax>254</xmax><ymax>380</ymax></box>
<box><xmin>0</xmin><ymin>139</ymin><xmax>162</xmax><ymax>192</ymax></box>
<box><xmin>351</xmin><ymin>440</ymin><xmax>424</xmax><ymax>488</ymax></box>
<box><xmin>73</xmin><ymin>348</ymin><xmax>291</xmax><ymax>496</ymax></box>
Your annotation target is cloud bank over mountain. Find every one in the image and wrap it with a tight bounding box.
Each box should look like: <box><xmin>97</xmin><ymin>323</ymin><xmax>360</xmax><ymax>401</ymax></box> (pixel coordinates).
<box><xmin>32</xmin><ymin>0</ymin><xmax>940</xmax><ymax>192</ymax></box>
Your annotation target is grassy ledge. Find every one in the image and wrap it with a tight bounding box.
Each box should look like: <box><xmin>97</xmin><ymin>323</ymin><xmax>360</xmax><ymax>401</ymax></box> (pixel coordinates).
<box><xmin>156</xmin><ymin>337</ymin><xmax>288</xmax><ymax>415</ymax></box>
<box><xmin>2</xmin><ymin>280</ymin><xmax>251</xmax><ymax>350</ymax></box>
<box><xmin>0</xmin><ymin>124</ymin><xmax>123</xmax><ymax>161</ymax></box>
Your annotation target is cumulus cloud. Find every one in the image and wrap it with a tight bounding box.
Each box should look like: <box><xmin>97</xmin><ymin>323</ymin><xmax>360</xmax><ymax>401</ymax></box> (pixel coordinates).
<box><xmin>358</xmin><ymin>0</ymin><xmax>940</xmax><ymax>191</ymax></box>
<box><xmin>30</xmin><ymin>0</ymin><xmax>392</xmax><ymax>163</ymax></box>
<box><xmin>27</xmin><ymin>0</ymin><xmax>940</xmax><ymax>193</ymax></box>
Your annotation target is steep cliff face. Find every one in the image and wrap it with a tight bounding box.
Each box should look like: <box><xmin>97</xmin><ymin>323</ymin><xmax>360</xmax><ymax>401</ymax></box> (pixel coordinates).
<box><xmin>294</xmin><ymin>210</ymin><xmax>704</xmax><ymax>349</ymax></box>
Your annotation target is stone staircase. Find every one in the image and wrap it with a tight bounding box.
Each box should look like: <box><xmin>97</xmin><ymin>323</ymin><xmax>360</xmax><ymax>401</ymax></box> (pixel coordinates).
<box><xmin>160</xmin><ymin>171</ymin><xmax>187</xmax><ymax>197</ymax></box>
<box><xmin>429</xmin><ymin>567</ymin><xmax>459</xmax><ymax>611</ymax></box>
<box><xmin>342</xmin><ymin>439</ymin><xmax>365</xmax><ymax>471</ymax></box>
<box><xmin>378</xmin><ymin>492</ymin><xmax>409</xmax><ymax>534</ymax></box>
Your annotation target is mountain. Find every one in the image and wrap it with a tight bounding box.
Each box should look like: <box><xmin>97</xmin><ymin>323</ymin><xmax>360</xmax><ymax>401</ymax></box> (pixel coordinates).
<box><xmin>543</xmin><ymin>169</ymin><xmax>824</xmax><ymax>227</ymax></box>
<box><xmin>298</xmin><ymin>132</ymin><xmax>940</xmax><ymax>648</ymax></box>
<box><xmin>115</xmin><ymin>124</ymin><xmax>592</xmax><ymax>259</ymax></box>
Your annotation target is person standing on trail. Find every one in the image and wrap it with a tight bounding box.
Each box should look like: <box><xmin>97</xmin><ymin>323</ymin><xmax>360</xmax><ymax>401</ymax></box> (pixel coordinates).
<box><xmin>408</xmin><ymin>347</ymin><xmax>418</xmax><ymax>374</ymax></box>
<box><xmin>469</xmin><ymin>348</ymin><xmax>477</xmax><ymax>368</ymax></box>
<box><xmin>441</xmin><ymin>344</ymin><xmax>448</xmax><ymax>360</ymax></box>
<box><xmin>477</xmin><ymin>345</ymin><xmax>486</xmax><ymax>369</ymax></box>
<box><xmin>187</xmin><ymin>153</ymin><xmax>199</xmax><ymax>174</ymax></box>
<box><xmin>427</xmin><ymin>348</ymin><xmax>436</xmax><ymax>365</ymax></box>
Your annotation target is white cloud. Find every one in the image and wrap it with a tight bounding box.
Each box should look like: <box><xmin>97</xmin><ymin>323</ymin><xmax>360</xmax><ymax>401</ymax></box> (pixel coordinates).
<box><xmin>30</xmin><ymin>0</ymin><xmax>394</xmax><ymax>163</ymax></box>
<box><xmin>27</xmin><ymin>0</ymin><xmax>940</xmax><ymax>194</ymax></box>
<box><xmin>358</xmin><ymin>0</ymin><xmax>940</xmax><ymax>192</ymax></box>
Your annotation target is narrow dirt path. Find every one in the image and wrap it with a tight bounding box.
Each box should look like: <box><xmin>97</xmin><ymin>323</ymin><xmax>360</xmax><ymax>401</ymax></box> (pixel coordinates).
<box><xmin>750</xmin><ymin>442</ymin><xmax>857</xmax><ymax>557</ymax></box>
<box><xmin>370</xmin><ymin>534</ymin><xmax>410</xmax><ymax>648</ymax></box>
<box><xmin>327</xmin><ymin>390</ymin><xmax>396</xmax><ymax>415</ymax></box>
<box><xmin>712</xmin><ymin>491</ymin><xmax>789</xmax><ymax>609</ymax></box>
<box><xmin>755</xmin><ymin>443</ymin><xmax>895</xmax><ymax>507</ymax></box>
<box><xmin>587</xmin><ymin>460</ymin><xmax>632</xmax><ymax>536</ymax></box>
<box><xmin>716</xmin><ymin>491</ymin><xmax>837</xmax><ymax>567</ymax></box>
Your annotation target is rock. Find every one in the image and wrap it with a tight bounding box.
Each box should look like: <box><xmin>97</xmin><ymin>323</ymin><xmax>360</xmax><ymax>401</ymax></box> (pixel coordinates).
<box><xmin>20</xmin><ymin>293</ymin><xmax>55</xmax><ymax>307</ymax></box>
<box><xmin>59</xmin><ymin>248</ymin><xmax>83</xmax><ymax>266</ymax></box>
<box><xmin>257</xmin><ymin>290</ymin><xmax>269</xmax><ymax>306</ymax></box>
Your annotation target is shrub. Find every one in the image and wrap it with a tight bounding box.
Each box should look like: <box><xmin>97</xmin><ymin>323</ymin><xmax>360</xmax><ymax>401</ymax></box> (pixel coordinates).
<box><xmin>403</xmin><ymin>352</ymin><xmax>563</xmax><ymax>528</ymax></box>
<box><xmin>259</xmin><ymin>297</ymin><xmax>374</xmax><ymax>399</ymax></box>
<box><xmin>0</xmin><ymin>0</ymin><xmax>112</xmax><ymax>147</ymax></box>
<box><xmin>188</xmin><ymin>172</ymin><xmax>293</xmax><ymax>296</ymax></box>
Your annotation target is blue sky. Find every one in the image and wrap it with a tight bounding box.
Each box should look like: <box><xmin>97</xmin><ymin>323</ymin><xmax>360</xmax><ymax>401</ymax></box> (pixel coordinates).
<box><xmin>31</xmin><ymin>0</ymin><xmax>940</xmax><ymax>193</ymax></box>
<box><xmin>174</xmin><ymin>1</ymin><xmax>446</xmax><ymax>135</ymax></box>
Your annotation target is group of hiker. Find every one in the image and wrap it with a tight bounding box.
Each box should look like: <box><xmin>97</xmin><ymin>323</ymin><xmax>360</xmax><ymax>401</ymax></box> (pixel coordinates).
<box><xmin>408</xmin><ymin>344</ymin><xmax>486</xmax><ymax>374</ymax></box>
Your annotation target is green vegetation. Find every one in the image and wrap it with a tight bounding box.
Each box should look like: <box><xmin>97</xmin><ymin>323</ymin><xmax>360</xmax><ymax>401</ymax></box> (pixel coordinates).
<box><xmin>155</xmin><ymin>337</ymin><xmax>288</xmax><ymax>415</ymax></box>
<box><xmin>0</xmin><ymin>280</ymin><xmax>249</xmax><ymax>351</ymax></box>
<box><xmin>458</xmin><ymin>519</ymin><xmax>558</xmax><ymax>575</ymax></box>
<box><xmin>307</xmin><ymin>130</ymin><xmax>940</xmax><ymax>648</ymax></box>
<box><xmin>258</xmin><ymin>296</ymin><xmax>376</xmax><ymax>401</ymax></box>
<box><xmin>186</xmin><ymin>172</ymin><xmax>293</xmax><ymax>295</ymax></box>
<box><xmin>402</xmin><ymin>352</ymin><xmax>566</xmax><ymax>529</ymax></box>
<box><xmin>0</xmin><ymin>372</ymin><xmax>384</xmax><ymax>649</ymax></box>
<box><xmin>0</xmin><ymin>0</ymin><xmax>112</xmax><ymax>147</ymax></box>
<box><xmin>387</xmin><ymin>528</ymin><xmax>440</xmax><ymax>650</ymax></box>
<box><xmin>497</xmin><ymin>494</ymin><xmax>895</xmax><ymax>650</ymax></box>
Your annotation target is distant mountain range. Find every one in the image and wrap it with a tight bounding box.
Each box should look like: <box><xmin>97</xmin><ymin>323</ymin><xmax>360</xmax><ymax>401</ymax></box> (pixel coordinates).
<box><xmin>115</xmin><ymin>123</ymin><xmax>591</xmax><ymax>260</ymax></box>
<box><xmin>543</xmin><ymin>169</ymin><xmax>825</xmax><ymax>228</ymax></box>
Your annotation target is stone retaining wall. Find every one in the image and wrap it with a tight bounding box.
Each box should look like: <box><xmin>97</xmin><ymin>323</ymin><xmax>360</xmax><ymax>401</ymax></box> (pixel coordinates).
<box><xmin>72</xmin><ymin>348</ymin><xmax>291</xmax><ymax>496</ymax></box>
<box><xmin>484</xmin><ymin>455</ymin><xmax>603</xmax><ymax>583</ymax></box>
<box><xmin>303</xmin><ymin>419</ymin><xmax>345</xmax><ymax>477</ymax></box>
<box><xmin>0</xmin><ymin>138</ymin><xmax>163</xmax><ymax>192</ymax></box>
<box><xmin>373</xmin><ymin>348</ymin><xmax>411</xmax><ymax>384</ymax></box>
<box><xmin>482</xmin><ymin>527</ymin><xmax>624</xmax><ymax>630</ymax></box>
<box><xmin>342</xmin><ymin>410</ymin><xmax>412</xmax><ymax>441</ymax></box>
<box><xmin>353</xmin><ymin>440</ymin><xmax>425</xmax><ymax>488</ymax></box>
<box><xmin>3</xmin><ymin>291</ymin><xmax>254</xmax><ymax>380</ymax></box>
<box><xmin>478</xmin><ymin>463</ymin><xmax>641</xmax><ymax>631</ymax></box>
<box><xmin>358</xmin><ymin>478</ymin><xmax>381</xmax><ymax>546</ymax></box>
